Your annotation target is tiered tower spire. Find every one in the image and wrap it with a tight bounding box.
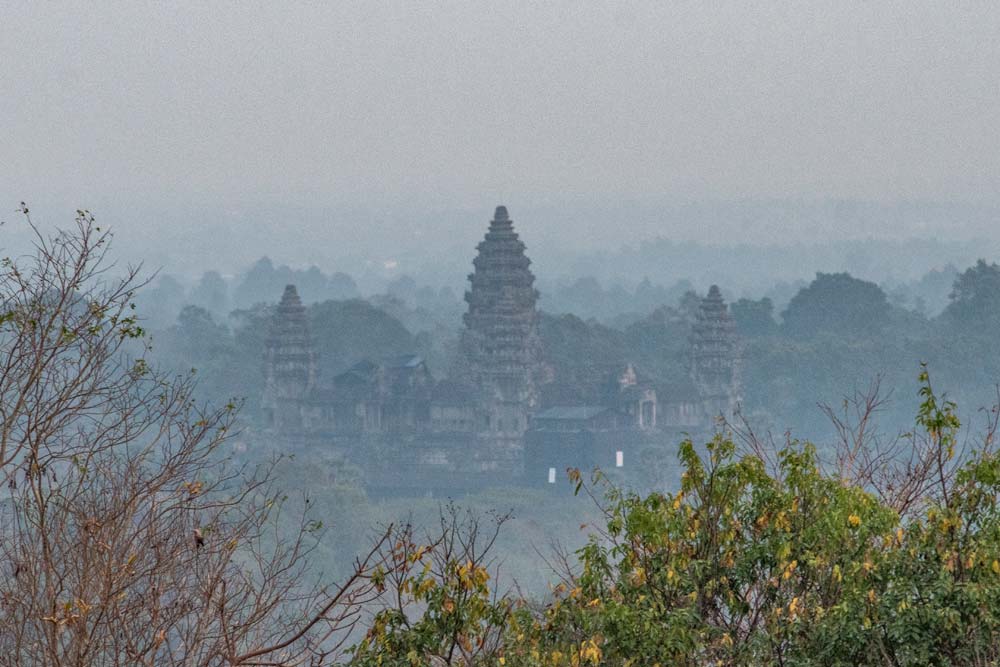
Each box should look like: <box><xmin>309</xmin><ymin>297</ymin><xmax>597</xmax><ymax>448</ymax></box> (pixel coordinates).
<box><xmin>690</xmin><ymin>285</ymin><xmax>742</xmax><ymax>421</ymax></box>
<box><xmin>262</xmin><ymin>284</ymin><xmax>316</xmax><ymax>429</ymax></box>
<box><xmin>462</xmin><ymin>206</ymin><xmax>540</xmax><ymax>468</ymax></box>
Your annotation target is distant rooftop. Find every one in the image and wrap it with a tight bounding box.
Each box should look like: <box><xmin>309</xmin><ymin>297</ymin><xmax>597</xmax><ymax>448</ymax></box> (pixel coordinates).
<box><xmin>340</xmin><ymin>354</ymin><xmax>424</xmax><ymax>378</ymax></box>
<box><xmin>533</xmin><ymin>406</ymin><xmax>612</xmax><ymax>421</ymax></box>
<box><xmin>385</xmin><ymin>354</ymin><xmax>424</xmax><ymax>369</ymax></box>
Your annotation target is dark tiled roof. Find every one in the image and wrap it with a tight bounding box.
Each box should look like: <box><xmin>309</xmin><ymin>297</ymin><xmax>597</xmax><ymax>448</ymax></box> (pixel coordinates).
<box><xmin>335</xmin><ymin>354</ymin><xmax>424</xmax><ymax>383</ymax></box>
<box><xmin>339</xmin><ymin>359</ymin><xmax>379</xmax><ymax>379</ymax></box>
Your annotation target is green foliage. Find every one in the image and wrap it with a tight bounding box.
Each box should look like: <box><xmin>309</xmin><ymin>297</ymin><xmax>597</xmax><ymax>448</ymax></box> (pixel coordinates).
<box><xmin>232</xmin><ymin>256</ymin><xmax>360</xmax><ymax>309</ymax></box>
<box><xmin>351</xmin><ymin>511</ymin><xmax>515</xmax><ymax>666</ymax></box>
<box><xmin>188</xmin><ymin>270</ymin><xmax>229</xmax><ymax>314</ymax></box>
<box><xmin>538</xmin><ymin>314</ymin><xmax>627</xmax><ymax>405</ymax></box>
<box><xmin>309</xmin><ymin>299</ymin><xmax>420</xmax><ymax>378</ymax></box>
<box><xmin>537</xmin><ymin>306</ymin><xmax>691</xmax><ymax>407</ymax></box>
<box><xmin>512</xmin><ymin>439</ymin><xmax>895</xmax><ymax>665</ymax></box>
<box><xmin>621</xmin><ymin>306</ymin><xmax>690</xmax><ymax>380</ymax></box>
<box><xmin>154</xmin><ymin>305</ymin><xmax>258</xmax><ymax>411</ymax></box>
<box><xmin>353</xmin><ymin>554</ymin><xmax>508</xmax><ymax>665</ymax></box>
<box><xmin>781</xmin><ymin>272</ymin><xmax>891</xmax><ymax>340</ymax></box>
<box><xmin>150</xmin><ymin>296</ymin><xmax>421</xmax><ymax>418</ymax></box>
<box><xmin>731</xmin><ymin>296</ymin><xmax>778</xmax><ymax>338</ymax></box>
<box><xmin>943</xmin><ymin>259</ymin><xmax>1000</xmax><ymax>329</ymax></box>
<box><xmin>352</xmin><ymin>373</ymin><xmax>1000</xmax><ymax>666</ymax></box>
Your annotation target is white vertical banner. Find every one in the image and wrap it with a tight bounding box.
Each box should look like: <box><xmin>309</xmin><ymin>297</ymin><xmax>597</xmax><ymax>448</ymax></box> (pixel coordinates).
<box><xmin>616</xmin><ymin>450</ymin><xmax>624</xmax><ymax>467</ymax></box>
<box><xmin>548</xmin><ymin>467</ymin><xmax>556</xmax><ymax>484</ymax></box>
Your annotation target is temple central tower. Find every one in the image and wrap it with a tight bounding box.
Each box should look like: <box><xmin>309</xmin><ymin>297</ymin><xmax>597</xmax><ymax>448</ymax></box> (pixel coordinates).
<box><xmin>690</xmin><ymin>285</ymin><xmax>742</xmax><ymax>422</ymax></box>
<box><xmin>462</xmin><ymin>206</ymin><xmax>540</xmax><ymax>469</ymax></box>
<box><xmin>262</xmin><ymin>284</ymin><xmax>316</xmax><ymax>430</ymax></box>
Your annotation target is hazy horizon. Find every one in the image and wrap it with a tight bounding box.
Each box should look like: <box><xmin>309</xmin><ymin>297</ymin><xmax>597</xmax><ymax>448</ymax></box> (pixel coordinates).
<box><xmin>3</xmin><ymin>197</ymin><xmax>997</xmax><ymax>301</ymax></box>
<box><xmin>4</xmin><ymin>2</ymin><xmax>1000</xmax><ymax>300</ymax></box>
<box><xmin>4</xmin><ymin>2</ymin><xmax>1000</xmax><ymax>269</ymax></box>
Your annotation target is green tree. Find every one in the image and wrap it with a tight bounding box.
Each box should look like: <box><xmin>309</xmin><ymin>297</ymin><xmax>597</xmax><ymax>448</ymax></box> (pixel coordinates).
<box><xmin>781</xmin><ymin>272</ymin><xmax>890</xmax><ymax>340</ymax></box>
<box><xmin>188</xmin><ymin>269</ymin><xmax>229</xmax><ymax>314</ymax></box>
<box><xmin>351</xmin><ymin>508</ymin><xmax>514</xmax><ymax>666</ymax></box>
<box><xmin>171</xmin><ymin>304</ymin><xmax>230</xmax><ymax>358</ymax></box>
<box><xmin>538</xmin><ymin>313</ymin><xmax>626</xmax><ymax>405</ymax></box>
<box><xmin>731</xmin><ymin>296</ymin><xmax>778</xmax><ymax>337</ymax></box>
<box><xmin>498</xmin><ymin>370</ymin><xmax>1000</xmax><ymax>666</ymax></box>
<box><xmin>309</xmin><ymin>299</ymin><xmax>419</xmax><ymax>376</ymax></box>
<box><xmin>354</xmin><ymin>369</ymin><xmax>1000</xmax><ymax>667</ymax></box>
<box><xmin>942</xmin><ymin>259</ymin><xmax>1000</xmax><ymax>328</ymax></box>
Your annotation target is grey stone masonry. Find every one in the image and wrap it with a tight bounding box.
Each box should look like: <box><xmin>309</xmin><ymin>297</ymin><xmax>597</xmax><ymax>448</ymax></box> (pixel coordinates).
<box><xmin>262</xmin><ymin>284</ymin><xmax>317</xmax><ymax>428</ymax></box>
<box><xmin>462</xmin><ymin>206</ymin><xmax>541</xmax><ymax>408</ymax></box>
<box><xmin>690</xmin><ymin>285</ymin><xmax>742</xmax><ymax>420</ymax></box>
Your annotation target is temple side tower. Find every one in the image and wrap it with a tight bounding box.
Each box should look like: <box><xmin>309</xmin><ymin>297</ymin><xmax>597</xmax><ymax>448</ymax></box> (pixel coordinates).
<box><xmin>262</xmin><ymin>284</ymin><xmax>316</xmax><ymax>430</ymax></box>
<box><xmin>462</xmin><ymin>206</ymin><xmax>541</xmax><ymax>470</ymax></box>
<box><xmin>690</xmin><ymin>285</ymin><xmax>742</xmax><ymax>422</ymax></box>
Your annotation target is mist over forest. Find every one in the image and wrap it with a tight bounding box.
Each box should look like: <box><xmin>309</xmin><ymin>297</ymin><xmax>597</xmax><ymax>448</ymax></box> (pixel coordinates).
<box><xmin>8</xmin><ymin>198</ymin><xmax>1000</xmax><ymax>298</ymax></box>
<box><xmin>122</xmin><ymin>210</ymin><xmax>998</xmax><ymax>433</ymax></box>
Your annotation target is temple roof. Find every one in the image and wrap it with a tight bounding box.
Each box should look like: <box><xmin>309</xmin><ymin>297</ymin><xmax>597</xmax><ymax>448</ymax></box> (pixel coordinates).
<box><xmin>462</xmin><ymin>205</ymin><xmax>541</xmax><ymax>392</ymax></box>
<box><xmin>692</xmin><ymin>284</ymin><xmax>736</xmax><ymax>342</ymax></box>
<box><xmin>334</xmin><ymin>355</ymin><xmax>426</xmax><ymax>383</ymax></box>
<box><xmin>266</xmin><ymin>283</ymin><xmax>312</xmax><ymax>347</ymax></box>
<box><xmin>385</xmin><ymin>354</ymin><xmax>425</xmax><ymax>369</ymax></box>
<box><xmin>280</xmin><ymin>284</ymin><xmax>302</xmax><ymax>306</ymax></box>
<box><xmin>534</xmin><ymin>406</ymin><xmax>614</xmax><ymax>421</ymax></box>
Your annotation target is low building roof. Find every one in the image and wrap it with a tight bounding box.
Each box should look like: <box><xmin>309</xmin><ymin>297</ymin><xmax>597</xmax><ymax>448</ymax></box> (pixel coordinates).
<box><xmin>385</xmin><ymin>354</ymin><xmax>424</xmax><ymax>369</ymax></box>
<box><xmin>533</xmin><ymin>406</ymin><xmax>614</xmax><ymax>421</ymax></box>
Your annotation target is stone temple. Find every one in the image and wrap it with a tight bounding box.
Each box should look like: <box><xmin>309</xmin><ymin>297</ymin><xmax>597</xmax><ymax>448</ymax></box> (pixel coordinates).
<box><xmin>262</xmin><ymin>206</ymin><xmax>741</xmax><ymax>494</ymax></box>
<box><xmin>261</xmin><ymin>284</ymin><xmax>317</xmax><ymax>430</ymax></box>
<box><xmin>460</xmin><ymin>206</ymin><xmax>541</xmax><ymax>472</ymax></box>
<box><xmin>691</xmin><ymin>284</ymin><xmax>742</xmax><ymax>420</ymax></box>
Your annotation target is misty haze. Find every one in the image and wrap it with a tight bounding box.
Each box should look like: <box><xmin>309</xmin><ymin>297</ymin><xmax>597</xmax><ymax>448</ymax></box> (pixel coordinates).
<box><xmin>3</xmin><ymin>3</ymin><xmax>1000</xmax><ymax>665</ymax></box>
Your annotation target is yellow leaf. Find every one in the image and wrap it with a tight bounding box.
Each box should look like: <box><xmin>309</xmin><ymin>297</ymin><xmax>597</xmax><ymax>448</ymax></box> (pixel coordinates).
<box><xmin>789</xmin><ymin>596</ymin><xmax>800</xmax><ymax>616</ymax></box>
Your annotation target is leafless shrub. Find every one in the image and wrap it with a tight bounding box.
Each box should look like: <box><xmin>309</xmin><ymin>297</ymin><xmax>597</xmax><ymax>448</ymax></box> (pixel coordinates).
<box><xmin>0</xmin><ymin>207</ymin><xmax>392</xmax><ymax>666</ymax></box>
<box><xmin>730</xmin><ymin>372</ymin><xmax>1000</xmax><ymax>519</ymax></box>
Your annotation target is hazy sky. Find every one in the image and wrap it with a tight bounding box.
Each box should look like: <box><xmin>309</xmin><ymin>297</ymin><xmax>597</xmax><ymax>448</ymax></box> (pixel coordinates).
<box><xmin>2</xmin><ymin>1</ymin><xmax>1000</xmax><ymax>270</ymax></box>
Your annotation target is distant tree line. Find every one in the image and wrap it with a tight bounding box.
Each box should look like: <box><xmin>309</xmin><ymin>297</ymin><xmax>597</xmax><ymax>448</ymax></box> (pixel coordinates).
<box><xmin>141</xmin><ymin>246</ymin><xmax>1000</xmax><ymax>441</ymax></box>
